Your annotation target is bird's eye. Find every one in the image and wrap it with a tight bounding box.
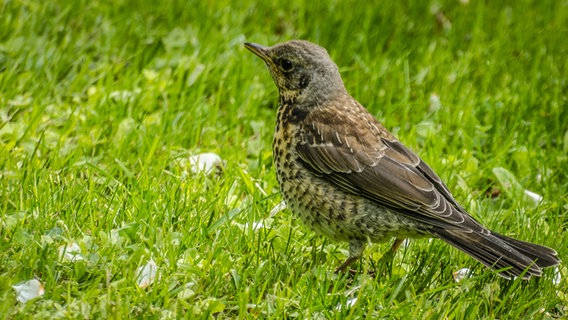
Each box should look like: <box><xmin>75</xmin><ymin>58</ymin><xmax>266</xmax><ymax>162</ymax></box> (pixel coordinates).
<box><xmin>280</xmin><ymin>59</ymin><xmax>294</xmax><ymax>72</ymax></box>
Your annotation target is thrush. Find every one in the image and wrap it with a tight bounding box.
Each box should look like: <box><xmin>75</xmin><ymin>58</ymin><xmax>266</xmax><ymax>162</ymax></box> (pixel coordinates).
<box><xmin>244</xmin><ymin>40</ymin><xmax>560</xmax><ymax>279</ymax></box>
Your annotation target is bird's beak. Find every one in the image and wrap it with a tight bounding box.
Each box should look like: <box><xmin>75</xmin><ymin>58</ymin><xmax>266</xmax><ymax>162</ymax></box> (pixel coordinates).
<box><xmin>244</xmin><ymin>42</ymin><xmax>273</xmax><ymax>65</ymax></box>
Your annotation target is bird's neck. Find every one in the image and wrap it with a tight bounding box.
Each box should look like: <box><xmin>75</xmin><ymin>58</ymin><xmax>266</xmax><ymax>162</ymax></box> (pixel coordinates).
<box><xmin>279</xmin><ymin>86</ymin><xmax>347</xmax><ymax>108</ymax></box>
<box><xmin>278</xmin><ymin>90</ymin><xmax>300</xmax><ymax>106</ymax></box>
<box><xmin>278</xmin><ymin>95</ymin><xmax>310</xmax><ymax>125</ymax></box>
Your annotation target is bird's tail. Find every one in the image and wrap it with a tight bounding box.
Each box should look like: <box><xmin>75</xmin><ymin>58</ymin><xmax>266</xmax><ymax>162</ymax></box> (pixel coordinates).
<box><xmin>433</xmin><ymin>228</ymin><xmax>560</xmax><ymax>279</ymax></box>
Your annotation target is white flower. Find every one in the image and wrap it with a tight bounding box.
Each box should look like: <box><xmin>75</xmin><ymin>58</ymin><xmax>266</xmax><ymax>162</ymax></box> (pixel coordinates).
<box><xmin>552</xmin><ymin>266</ymin><xmax>561</xmax><ymax>286</ymax></box>
<box><xmin>335</xmin><ymin>297</ymin><xmax>358</xmax><ymax>311</ymax></box>
<box><xmin>13</xmin><ymin>279</ymin><xmax>45</xmax><ymax>303</ymax></box>
<box><xmin>58</xmin><ymin>242</ymin><xmax>85</xmax><ymax>262</ymax></box>
<box><xmin>245</xmin><ymin>222</ymin><xmax>266</xmax><ymax>231</ymax></box>
<box><xmin>188</xmin><ymin>153</ymin><xmax>223</xmax><ymax>174</ymax></box>
<box><xmin>523</xmin><ymin>189</ymin><xmax>543</xmax><ymax>205</ymax></box>
<box><xmin>429</xmin><ymin>93</ymin><xmax>442</xmax><ymax>112</ymax></box>
<box><xmin>453</xmin><ymin>268</ymin><xmax>472</xmax><ymax>282</ymax></box>
<box><xmin>136</xmin><ymin>259</ymin><xmax>158</xmax><ymax>289</ymax></box>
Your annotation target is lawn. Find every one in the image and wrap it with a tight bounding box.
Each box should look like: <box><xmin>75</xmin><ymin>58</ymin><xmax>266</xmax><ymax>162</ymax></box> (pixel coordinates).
<box><xmin>0</xmin><ymin>0</ymin><xmax>567</xmax><ymax>318</ymax></box>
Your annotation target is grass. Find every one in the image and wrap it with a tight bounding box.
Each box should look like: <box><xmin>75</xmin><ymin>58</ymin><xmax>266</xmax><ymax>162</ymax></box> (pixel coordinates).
<box><xmin>0</xmin><ymin>0</ymin><xmax>566</xmax><ymax>318</ymax></box>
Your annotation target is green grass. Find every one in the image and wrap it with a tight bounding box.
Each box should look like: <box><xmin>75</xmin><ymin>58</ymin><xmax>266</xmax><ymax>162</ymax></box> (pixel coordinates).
<box><xmin>1</xmin><ymin>0</ymin><xmax>567</xmax><ymax>318</ymax></box>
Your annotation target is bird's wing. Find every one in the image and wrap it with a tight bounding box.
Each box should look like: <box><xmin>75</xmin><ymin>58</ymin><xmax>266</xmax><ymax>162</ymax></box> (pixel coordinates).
<box><xmin>295</xmin><ymin>101</ymin><xmax>485</xmax><ymax>233</ymax></box>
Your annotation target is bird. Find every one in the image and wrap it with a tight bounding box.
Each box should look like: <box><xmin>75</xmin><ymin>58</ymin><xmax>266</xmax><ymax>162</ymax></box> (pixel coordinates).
<box><xmin>244</xmin><ymin>39</ymin><xmax>560</xmax><ymax>279</ymax></box>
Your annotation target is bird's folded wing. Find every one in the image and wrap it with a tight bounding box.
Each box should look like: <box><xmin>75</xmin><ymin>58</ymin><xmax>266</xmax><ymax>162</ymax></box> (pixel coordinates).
<box><xmin>296</xmin><ymin>111</ymin><xmax>485</xmax><ymax>233</ymax></box>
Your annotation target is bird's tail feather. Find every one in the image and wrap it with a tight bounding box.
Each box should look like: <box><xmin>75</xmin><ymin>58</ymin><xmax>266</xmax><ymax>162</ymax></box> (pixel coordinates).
<box><xmin>492</xmin><ymin>231</ymin><xmax>560</xmax><ymax>269</ymax></box>
<box><xmin>433</xmin><ymin>229</ymin><xmax>559</xmax><ymax>279</ymax></box>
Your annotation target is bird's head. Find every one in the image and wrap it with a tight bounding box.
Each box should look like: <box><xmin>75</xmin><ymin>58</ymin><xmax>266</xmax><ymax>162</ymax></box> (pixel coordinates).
<box><xmin>245</xmin><ymin>40</ymin><xmax>347</xmax><ymax>105</ymax></box>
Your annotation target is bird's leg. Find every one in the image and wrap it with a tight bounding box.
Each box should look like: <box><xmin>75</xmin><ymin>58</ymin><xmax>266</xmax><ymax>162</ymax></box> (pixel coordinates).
<box><xmin>390</xmin><ymin>238</ymin><xmax>405</xmax><ymax>253</ymax></box>
<box><xmin>372</xmin><ymin>238</ymin><xmax>405</xmax><ymax>277</ymax></box>
<box><xmin>383</xmin><ymin>238</ymin><xmax>405</xmax><ymax>263</ymax></box>
<box><xmin>335</xmin><ymin>239</ymin><xmax>365</xmax><ymax>273</ymax></box>
<box><xmin>335</xmin><ymin>256</ymin><xmax>359</xmax><ymax>274</ymax></box>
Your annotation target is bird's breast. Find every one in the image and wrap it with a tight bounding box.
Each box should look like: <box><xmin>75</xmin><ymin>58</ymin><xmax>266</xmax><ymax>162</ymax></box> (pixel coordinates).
<box><xmin>273</xmin><ymin>103</ymin><xmax>358</xmax><ymax>240</ymax></box>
